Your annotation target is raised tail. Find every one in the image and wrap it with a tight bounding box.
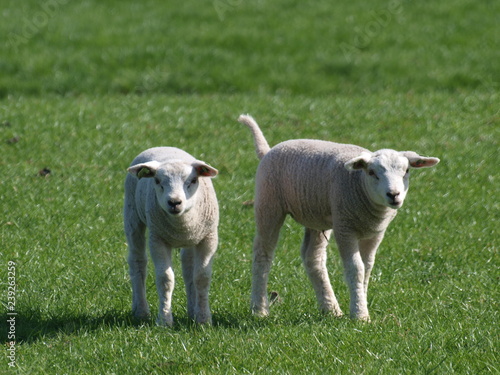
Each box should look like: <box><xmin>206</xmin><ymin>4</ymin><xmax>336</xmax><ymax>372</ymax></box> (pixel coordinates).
<box><xmin>238</xmin><ymin>114</ymin><xmax>271</xmax><ymax>160</ymax></box>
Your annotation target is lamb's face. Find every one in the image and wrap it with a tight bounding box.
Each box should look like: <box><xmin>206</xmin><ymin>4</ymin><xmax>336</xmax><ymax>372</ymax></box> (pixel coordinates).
<box><xmin>363</xmin><ymin>152</ymin><xmax>410</xmax><ymax>209</ymax></box>
<box><xmin>128</xmin><ymin>159</ymin><xmax>218</xmax><ymax>217</ymax></box>
<box><xmin>152</xmin><ymin>163</ymin><xmax>201</xmax><ymax>216</ymax></box>
<box><xmin>344</xmin><ymin>149</ymin><xmax>440</xmax><ymax>209</ymax></box>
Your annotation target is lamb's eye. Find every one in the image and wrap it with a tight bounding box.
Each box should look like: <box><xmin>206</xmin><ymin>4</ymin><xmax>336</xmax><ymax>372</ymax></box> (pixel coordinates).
<box><xmin>154</xmin><ymin>178</ymin><xmax>160</xmax><ymax>185</ymax></box>
<box><xmin>190</xmin><ymin>178</ymin><xmax>198</xmax><ymax>185</ymax></box>
<box><xmin>368</xmin><ymin>170</ymin><xmax>379</xmax><ymax>180</ymax></box>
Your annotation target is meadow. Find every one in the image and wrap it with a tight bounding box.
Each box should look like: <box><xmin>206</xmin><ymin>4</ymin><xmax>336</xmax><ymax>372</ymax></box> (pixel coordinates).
<box><xmin>1</xmin><ymin>0</ymin><xmax>498</xmax><ymax>373</ymax></box>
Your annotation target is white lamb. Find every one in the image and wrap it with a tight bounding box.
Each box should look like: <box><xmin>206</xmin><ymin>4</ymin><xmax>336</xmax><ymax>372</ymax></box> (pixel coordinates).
<box><xmin>238</xmin><ymin>115</ymin><xmax>439</xmax><ymax>321</ymax></box>
<box><xmin>124</xmin><ymin>147</ymin><xmax>219</xmax><ymax>326</ymax></box>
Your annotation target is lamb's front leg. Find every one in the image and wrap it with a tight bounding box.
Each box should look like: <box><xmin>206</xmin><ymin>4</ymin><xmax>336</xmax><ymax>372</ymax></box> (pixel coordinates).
<box><xmin>359</xmin><ymin>234</ymin><xmax>385</xmax><ymax>296</ymax></box>
<box><xmin>336</xmin><ymin>234</ymin><xmax>370</xmax><ymax>321</ymax></box>
<box><xmin>192</xmin><ymin>235</ymin><xmax>218</xmax><ymax>324</ymax></box>
<box><xmin>149</xmin><ymin>235</ymin><xmax>175</xmax><ymax>326</ymax></box>
<box><xmin>301</xmin><ymin>228</ymin><xmax>342</xmax><ymax>316</ymax></box>
<box><xmin>181</xmin><ymin>248</ymin><xmax>196</xmax><ymax>320</ymax></box>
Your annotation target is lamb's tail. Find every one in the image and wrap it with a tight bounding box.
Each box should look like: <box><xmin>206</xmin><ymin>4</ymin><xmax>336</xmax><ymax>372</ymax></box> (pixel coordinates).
<box><xmin>238</xmin><ymin>114</ymin><xmax>271</xmax><ymax>160</ymax></box>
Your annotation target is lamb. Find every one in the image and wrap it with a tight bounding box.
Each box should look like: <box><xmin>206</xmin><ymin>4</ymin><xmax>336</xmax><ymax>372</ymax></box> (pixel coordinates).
<box><xmin>238</xmin><ymin>114</ymin><xmax>439</xmax><ymax>321</ymax></box>
<box><xmin>124</xmin><ymin>147</ymin><xmax>219</xmax><ymax>326</ymax></box>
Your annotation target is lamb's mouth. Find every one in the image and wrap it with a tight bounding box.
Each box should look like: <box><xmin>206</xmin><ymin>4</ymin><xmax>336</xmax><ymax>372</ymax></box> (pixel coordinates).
<box><xmin>168</xmin><ymin>207</ymin><xmax>183</xmax><ymax>215</ymax></box>
<box><xmin>389</xmin><ymin>200</ymin><xmax>403</xmax><ymax>208</ymax></box>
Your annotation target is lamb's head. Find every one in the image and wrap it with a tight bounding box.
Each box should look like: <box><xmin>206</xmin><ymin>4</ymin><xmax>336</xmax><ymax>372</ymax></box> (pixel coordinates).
<box><xmin>345</xmin><ymin>149</ymin><xmax>439</xmax><ymax>209</ymax></box>
<box><xmin>128</xmin><ymin>160</ymin><xmax>218</xmax><ymax>216</ymax></box>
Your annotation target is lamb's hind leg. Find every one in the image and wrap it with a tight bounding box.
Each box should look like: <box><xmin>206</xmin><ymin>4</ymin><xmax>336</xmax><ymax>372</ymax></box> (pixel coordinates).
<box><xmin>251</xmin><ymin>206</ymin><xmax>286</xmax><ymax>317</ymax></box>
<box><xmin>301</xmin><ymin>228</ymin><xmax>343</xmax><ymax>316</ymax></box>
<box><xmin>125</xmin><ymin>209</ymin><xmax>150</xmax><ymax>320</ymax></box>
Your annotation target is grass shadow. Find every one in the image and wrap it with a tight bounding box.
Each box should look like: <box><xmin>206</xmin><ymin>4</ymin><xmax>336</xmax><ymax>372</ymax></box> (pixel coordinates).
<box><xmin>3</xmin><ymin>308</ymin><xmax>146</xmax><ymax>344</ymax></box>
<box><xmin>5</xmin><ymin>307</ymin><xmax>267</xmax><ymax>344</ymax></box>
<box><xmin>4</xmin><ymin>305</ymin><xmax>357</xmax><ymax>345</ymax></box>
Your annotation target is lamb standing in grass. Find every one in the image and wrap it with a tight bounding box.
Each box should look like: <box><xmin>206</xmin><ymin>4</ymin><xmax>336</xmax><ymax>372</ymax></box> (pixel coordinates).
<box><xmin>124</xmin><ymin>147</ymin><xmax>219</xmax><ymax>326</ymax></box>
<box><xmin>238</xmin><ymin>115</ymin><xmax>439</xmax><ymax>321</ymax></box>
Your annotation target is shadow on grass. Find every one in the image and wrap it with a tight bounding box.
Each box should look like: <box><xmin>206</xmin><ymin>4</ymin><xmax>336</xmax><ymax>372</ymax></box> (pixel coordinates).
<box><xmin>3</xmin><ymin>308</ymin><xmax>145</xmax><ymax>344</ymax></box>
<box><xmin>4</xmin><ymin>304</ymin><xmax>354</xmax><ymax>345</ymax></box>
<box><xmin>3</xmin><ymin>307</ymin><xmax>279</xmax><ymax>344</ymax></box>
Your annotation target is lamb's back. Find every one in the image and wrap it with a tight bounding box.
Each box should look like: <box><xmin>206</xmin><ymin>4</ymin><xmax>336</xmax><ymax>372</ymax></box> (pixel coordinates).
<box><xmin>255</xmin><ymin>140</ymin><xmax>367</xmax><ymax>230</ymax></box>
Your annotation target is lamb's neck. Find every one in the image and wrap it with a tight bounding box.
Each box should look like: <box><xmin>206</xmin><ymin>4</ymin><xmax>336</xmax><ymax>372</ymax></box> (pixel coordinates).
<box><xmin>147</xmin><ymin>207</ymin><xmax>203</xmax><ymax>247</ymax></box>
<box><xmin>158</xmin><ymin>207</ymin><xmax>199</xmax><ymax>230</ymax></box>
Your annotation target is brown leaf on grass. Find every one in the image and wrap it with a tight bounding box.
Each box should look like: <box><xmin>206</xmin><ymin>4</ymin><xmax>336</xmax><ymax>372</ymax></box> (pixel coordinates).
<box><xmin>269</xmin><ymin>291</ymin><xmax>282</xmax><ymax>305</ymax></box>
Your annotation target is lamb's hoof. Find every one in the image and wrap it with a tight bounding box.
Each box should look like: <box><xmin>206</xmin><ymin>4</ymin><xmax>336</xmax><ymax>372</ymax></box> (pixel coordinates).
<box><xmin>132</xmin><ymin>309</ymin><xmax>151</xmax><ymax>321</ymax></box>
<box><xmin>195</xmin><ymin>313</ymin><xmax>213</xmax><ymax>325</ymax></box>
<box><xmin>324</xmin><ymin>309</ymin><xmax>344</xmax><ymax>318</ymax></box>
<box><xmin>351</xmin><ymin>314</ymin><xmax>371</xmax><ymax>323</ymax></box>
<box><xmin>196</xmin><ymin>319</ymin><xmax>213</xmax><ymax>326</ymax></box>
<box><xmin>156</xmin><ymin>314</ymin><xmax>174</xmax><ymax>327</ymax></box>
<box><xmin>320</xmin><ymin>303</ymin><xmax>343</xmax><ymax>318</ymax></box>
<box><xmin>251</xmin><ymin>308</ymin><xmax>270</xmax><ymax>318</ymax></box>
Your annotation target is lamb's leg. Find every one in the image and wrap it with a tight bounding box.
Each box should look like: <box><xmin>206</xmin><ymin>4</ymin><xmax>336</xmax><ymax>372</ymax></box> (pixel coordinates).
<box><xmin>149</xmin><ymin>234</ymin><xmax>174</xmax><ymax>326</ymax></box>
<box><xmin>181</xmin><ymin>248</ymin><xmax>195</xmax><ymax>320</ymax></box>
<box><xmin>359</xmin><ymin>234</ymin><xmax>384</xmax><ymax>296</ymax></box>
<box><xmin>335</xmin><ymin>234</ymin><xmax>370</xmax><ymax>321</ymax></box>
<box><xmin>192</xmin><ymin>234</ymin><xmax>218</xmax><ymax>324</ymax></box>
<box><xmin>301</xmin><ymin>228</ymin><xmax>343</xmax><ymax>316</ymax></box>
<box><xmin>251</xmin><ymin>208</ymin><xmax>286</xmax><ymax>317</ymax></box>
<box><xmin>125</xmin><ymin>210</ymin><xmax>150</xmax><ymax>320</ymax></box>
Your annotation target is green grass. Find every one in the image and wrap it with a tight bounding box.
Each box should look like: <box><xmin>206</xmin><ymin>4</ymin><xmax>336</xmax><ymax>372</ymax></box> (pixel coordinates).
<box><xmin>1</xmin><ymin>0</ymin><xmax>499</xmax><ymax>374</ymax></box>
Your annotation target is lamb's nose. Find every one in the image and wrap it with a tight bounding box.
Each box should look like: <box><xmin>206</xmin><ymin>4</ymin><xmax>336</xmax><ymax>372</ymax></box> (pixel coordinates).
<box><xmin>386</xmin><ymin>192</ymin><xmax>400</xmax><ymax>201</ymax></box>
<box><xmin>167</xmin><ymin>199</ymin><xmax>182</xmax><ymax>208</ymax></box>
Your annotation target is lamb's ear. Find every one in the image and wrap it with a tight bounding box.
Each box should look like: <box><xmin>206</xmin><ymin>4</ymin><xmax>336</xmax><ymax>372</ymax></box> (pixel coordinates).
<box><xmin>344</xmin><ymin>152</ymin><xmax>372</xmax><ymax>171</ymax></box>
<box><xmin>128</xmin><ymin>161</ymin><xmax>161</xmax><ymax>179</ymax></box>
<box><xmin>400</xmin><ymin>151</ymin><xmax>440</xmax><ymax>168</ymax></box>
<box><xmin>193</xmin><ymin>161</ymin><xmax>218</xmax><ymax>177</ymax></box>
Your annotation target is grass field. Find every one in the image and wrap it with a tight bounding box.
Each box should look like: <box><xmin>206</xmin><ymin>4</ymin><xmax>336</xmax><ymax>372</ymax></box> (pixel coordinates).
<box><xmin>1</xmin><ymin>0</ymin><xmax>498</xmax><ymax>374</ymax></box>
